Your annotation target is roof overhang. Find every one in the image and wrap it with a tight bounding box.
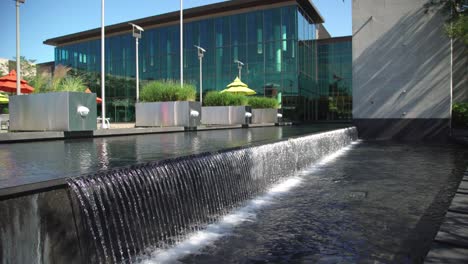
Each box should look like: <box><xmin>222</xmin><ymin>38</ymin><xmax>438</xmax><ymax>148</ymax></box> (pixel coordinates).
<box><xmin>44</xmin><ymin>0</ymin><xmax>324</xmax><ymax>46</ymax></box>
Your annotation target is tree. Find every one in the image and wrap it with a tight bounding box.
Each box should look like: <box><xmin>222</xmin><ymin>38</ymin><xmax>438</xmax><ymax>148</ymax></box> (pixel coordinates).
<box><xmin>0</xmin><ymin>56</ymin><xmax>37</xmax><ymax>80</ymax></box>
<box><xmin>424</xmin><ymin>0</ymin><xmax>468</xmax><ymax>44</ymax></box>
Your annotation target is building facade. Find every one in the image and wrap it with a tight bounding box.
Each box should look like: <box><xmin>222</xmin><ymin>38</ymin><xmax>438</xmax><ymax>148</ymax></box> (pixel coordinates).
<box><xmin>45</xmin><ymin>0</ymin><xmax>352</xmax><ymax>123</ymax></box>
<box><xmin>316</xmin><ymin>36</ymin><xmax>352</xmax><ymax>121</ymax></box>
<box><xmin>352</xmin><ymin>0</ymin><xmax>467</xmax><ymax>139</ymax></box>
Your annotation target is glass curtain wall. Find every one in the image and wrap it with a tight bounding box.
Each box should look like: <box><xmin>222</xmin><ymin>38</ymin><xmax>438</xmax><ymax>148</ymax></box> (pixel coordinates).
<box><xmin>317</xmin><ymin>38</ymin><xmax>352</xmax><ymax>121</ymax></box>
<box><xmin>292</xmin><ymin>6</ymin><xmax>317</xmax><ymax>121</ymax></box>
<box><xmin>55</xmin><ymin>5</ymin><xmax>306</xmax><ymax>122</ymax></box>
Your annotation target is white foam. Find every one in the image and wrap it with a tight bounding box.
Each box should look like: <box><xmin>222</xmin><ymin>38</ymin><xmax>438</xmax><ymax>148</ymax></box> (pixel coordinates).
<box><xmin>140</xmin><ymin>141</ymin><xmax>359</xmax><ymax>264</ymax></box>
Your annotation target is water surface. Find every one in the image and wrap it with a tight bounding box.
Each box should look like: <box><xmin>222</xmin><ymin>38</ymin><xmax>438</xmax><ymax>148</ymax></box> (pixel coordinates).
<box><xmin>164</xmin><ymin>142</ymin><xmax>468</xmax><ymax>263</ymax></box>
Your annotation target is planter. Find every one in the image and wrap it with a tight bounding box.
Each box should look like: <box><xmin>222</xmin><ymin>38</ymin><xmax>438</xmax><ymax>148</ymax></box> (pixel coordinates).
<box><xmin>136</xmin><ymin>101</ymin><xmax>201</xmax><ymax>128</ymax></box>
<box><xmin>201</xmin><ymin>106</ymin><xmax>252</xmax><ymax>125</ymax></box>
<box><xmin>9</xmin><ymin>92</ymin><xmax>97</xmax><ymax>131</ymax></box>
<box><xmin>251</xmin><ymin>108</ymin><xmax>279</xmax><ymax>124</ymax></box>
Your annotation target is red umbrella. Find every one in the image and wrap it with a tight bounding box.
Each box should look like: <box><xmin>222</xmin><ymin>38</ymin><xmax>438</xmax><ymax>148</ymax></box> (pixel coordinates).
<box><xmin>0</xmin><ymin>70</ymin><xmax>35</xmax><ymax>94</ymax></box>
<box><xmin>85</xmin><ymin>88</ymin><xmax>102</xmax><ymax>104</ymax></box>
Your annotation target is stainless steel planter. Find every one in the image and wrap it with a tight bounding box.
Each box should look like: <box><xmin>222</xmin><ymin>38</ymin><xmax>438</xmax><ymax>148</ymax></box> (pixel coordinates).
<box><xmin>135</xmin><ymin>101</ymin><xmax>201</xmax><ymax>128</ymax></box>
<box><xmin>251</xmin><ymin>109</ymin><xmax>278</xmax><ymax>124</ymax></box>
<box><xmin>201</xmin><ymin>106</ymin><xmax>252</xmax><ymax>125</ymax></box>
<box><xmin>9</xmin><ymin>92</ymin><xmax>97</xmax><ymax>131</ymax></box>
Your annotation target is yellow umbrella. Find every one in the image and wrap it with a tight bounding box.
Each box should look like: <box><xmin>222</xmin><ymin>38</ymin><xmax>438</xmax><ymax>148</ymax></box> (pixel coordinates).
<box><xmin>220</xmin><ymin>77</ymin><xmax>257</xmax><ymax>95</ymax></box>
<box><xmin>0</xmin><ymin>93</ymin><xmax>8</xmax><ymax>104</ymax></box>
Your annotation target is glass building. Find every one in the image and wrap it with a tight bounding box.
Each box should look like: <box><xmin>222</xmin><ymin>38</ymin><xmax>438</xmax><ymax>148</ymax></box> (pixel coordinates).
<box><xmin>316</xmin><ymin>36</ymin><xmax>352</xmax><ymax>121</ymax></box>
<box><xmin>45</xmin><ymin>0</ymin><xmax>350</xmax><ymax>122</ymax></box>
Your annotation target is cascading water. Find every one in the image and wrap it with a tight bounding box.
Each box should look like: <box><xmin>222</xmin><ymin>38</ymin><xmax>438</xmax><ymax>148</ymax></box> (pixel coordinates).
<box><xmin>68</xmin><ymin>127</ymin><xmax>357</xmax><ymax>263</ymax></box>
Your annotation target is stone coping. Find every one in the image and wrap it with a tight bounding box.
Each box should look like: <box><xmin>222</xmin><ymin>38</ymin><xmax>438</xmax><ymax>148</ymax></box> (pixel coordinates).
<box><xmin>0</xmin><ymin>123</ymin><xmax>283</xmax><ymax>143</ymax></box>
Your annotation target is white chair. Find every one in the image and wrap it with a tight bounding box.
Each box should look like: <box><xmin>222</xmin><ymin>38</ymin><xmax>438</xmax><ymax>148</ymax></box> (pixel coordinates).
<box><xmin>97</xmin><ymin>116</ymin><xmax>111</xmax><ymax>129</ymax></box>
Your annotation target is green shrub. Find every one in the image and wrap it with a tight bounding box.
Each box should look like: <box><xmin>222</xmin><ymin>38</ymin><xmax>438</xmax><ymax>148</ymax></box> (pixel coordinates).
<box><xmin>203</xmin><ymin>91</ymin><xmax>248</xmax><ymax>106</ymax></box>
<box><xmin>56</xmin><ymin>76</ymin><xmax>87</xmax><ymax>92</ymax></box>
<box><xmin>2</xmin><ymin>108</ymin><xmax>8</xmax><ymax>114</ymax></box>
<box><xmin>453</xmin><ymin>102</ymin><xmax>468</xmax><ymax>128</ymax></box>
<box><xmin>140</xmin><ymin>80</ymin><xmax>196</xmax><ymax>102</ymax></box>
<box><xmin>31</xmin><ymin>65</ymin><xmax>87</xmax><ymax>93</ymax></box>
<box><xmin>248</xmin><ymin>96</ymin><xmax>279</xmax><ymax>109</ymax></box>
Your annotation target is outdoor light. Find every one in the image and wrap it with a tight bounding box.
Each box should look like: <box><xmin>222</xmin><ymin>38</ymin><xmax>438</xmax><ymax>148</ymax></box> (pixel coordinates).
<box><xmin>101</xmin><ymin>0</ymin><xmax>107</xmax><ymax>129</ymax></box>
<box><xmin>180</xmin><ymin>0</ymin><xmax>184</xmax><ymax>87</ymax></box>
<box><xmin>16</xmin><ymin>0</ymin><xmax>25</xmax><ymax>95</ymax></box>
<box><xmin>130</xmin><ymin>23</ymin><xmax>144</xmax><ymax>102</ymax></box>
<box><xmin>194</xmin><ymin>45</ymin><xmax>206</xmax><ymax>105</ymax></box>
<box><xmin>235</xmin><ymin>60</ymin><xmax>244</xmax><ymax>80</ymax></box>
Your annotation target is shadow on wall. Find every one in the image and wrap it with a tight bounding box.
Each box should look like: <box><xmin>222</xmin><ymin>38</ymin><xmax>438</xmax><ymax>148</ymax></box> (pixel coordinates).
<box><xmin>453</xmin><ymin>39</ymin><xmax>467</xmax><ymax>103</ymax></box>
<box><xmin>352</xmin><ymin>2</ymin><xmax>458</xmax><ymax>139</ymax></box>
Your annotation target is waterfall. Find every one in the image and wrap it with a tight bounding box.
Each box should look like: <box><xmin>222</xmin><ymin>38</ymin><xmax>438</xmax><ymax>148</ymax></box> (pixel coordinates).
<box><xmin>68</xmin><ymin>127</ymin><xmax>357</xmax><ymax>263</ymax></box>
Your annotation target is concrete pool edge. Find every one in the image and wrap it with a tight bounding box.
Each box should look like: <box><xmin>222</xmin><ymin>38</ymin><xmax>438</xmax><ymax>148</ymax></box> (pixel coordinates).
<box><xmin>425</xmin><ymin>168</ymin><xmax>468</xmax><ymax>263</ymax></box>
<box><xmin>0</xmin><ymin>123</ymin><xmax>294</xmax><ymax>144</ymax></box>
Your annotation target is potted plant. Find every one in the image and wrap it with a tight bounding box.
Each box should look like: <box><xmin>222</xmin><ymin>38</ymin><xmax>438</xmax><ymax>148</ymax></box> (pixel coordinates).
<box><xmin>248</xmin><ymin>96</ymin><xmax>280</xmax><ymax>124</ymax></box>
<box><xmin>201</xmin><ymin>91</ymin><xmax>252</xmax><ymax>126</ymax></box>
<box><xmin>9</xmin><ymin>65</ymin><xmax>97</xmax><ymax>132</ymax></box>
<box><xmin>135</xmin><ymin>80</ymin><xmax>200</xmax><ymax>128</ymax></box>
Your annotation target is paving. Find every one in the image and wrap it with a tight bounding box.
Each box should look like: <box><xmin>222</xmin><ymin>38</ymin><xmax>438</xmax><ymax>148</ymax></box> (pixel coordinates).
<box><xmin>425</xmin><ymin>170</ymin><xmax>468</xmax><ymax>263</ymax></box>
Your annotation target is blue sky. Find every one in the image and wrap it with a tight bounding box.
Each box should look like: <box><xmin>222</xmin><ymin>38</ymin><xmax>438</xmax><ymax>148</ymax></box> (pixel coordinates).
<box><xmin>0</xmin><ymin>0</ymin><xmax>351</xmax><ymax>63</ymax></box>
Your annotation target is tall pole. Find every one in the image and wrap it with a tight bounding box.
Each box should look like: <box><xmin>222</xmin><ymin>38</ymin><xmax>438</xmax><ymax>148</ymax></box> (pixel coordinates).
<box><xmin>101</xmin><ymin>0</ymin><xmax>107</xmax><ymax>128</ymax></box>
<box><xmin>199</xmin><ymin>55</ymin><xmax>202</xmax><ymax>104</ymax></box>
<box><xmin>180</xmin><ymin>0</ymin><xmax>183</xmax><ymax>87</ymax></box>
<box><xmin>16</xmin><ymin>1</ymin><xmax>21</xmax><ymax>95</ymax></box>
<box><xmin>238</xmin><ymin>65</ymin><xmax>241</xmax><ymax>80</ymax></box>
<box><xmin>136</xmin><ymin>37</ymin><xmax>139</xmax><ymax>102</ymax></box>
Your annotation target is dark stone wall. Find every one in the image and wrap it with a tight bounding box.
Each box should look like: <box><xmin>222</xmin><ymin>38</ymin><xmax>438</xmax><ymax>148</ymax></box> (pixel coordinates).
<box><xmin>0</xmin><ymin>189</ymin><xmax>83</xmax><ymax>264</ymax></box>
<box><xmin>353</xmin><ymin>118</ymin><xmax>450</xmax><ymax>141</ymax></box>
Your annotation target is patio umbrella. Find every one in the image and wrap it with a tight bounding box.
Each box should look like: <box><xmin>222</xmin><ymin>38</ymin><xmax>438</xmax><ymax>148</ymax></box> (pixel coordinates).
<box><xmin>220</xmin><ymin>77</ymin><xmax>256</xmax><ymax>95</ymax></box>
<box><xmin>85</xmin><ymin>88</ymin><xmax>103</xmax><ymax>104</ymax></box>
<box><xmin>0</xmin><ymin>93</ymin><xmax>8</xmax><ymax>104</ymax></box>
<box><xmin>0</xmin><ymin>70</ymin><xmax>34</xmax><ymax>94</ymax></box>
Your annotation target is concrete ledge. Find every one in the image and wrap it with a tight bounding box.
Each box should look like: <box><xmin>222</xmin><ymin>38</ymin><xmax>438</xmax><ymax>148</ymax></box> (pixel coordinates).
<box><xmin>93</xmin><ymin>126</ymin><xmax>185</xmax><ymax>137</ymax></box>
<box><xmin>0</xmin><ymin>124</ymin><xmax>281</xmax><ymax>143</ymax></box>
<box><xmin>434</xmin><ymin>212</ymin><xmax>468</xmax><ymax>248</ymax></box>
<box><xmin>0</xmin><ymin>131</ymin><xmax>64</xmax><ymax>142</ymax></box>
<box><xmin>425</xmin><ymin>242</ymin><xmax>468</xmax><ymax>264</ymax></box>
<box><xmin>448</xmin><ymin>193</ymin><xmax>468</xmax><ymax>214</ymax></box>
<box><xmin>353</xmin><ymin>118</ymin><xmax>450</xmax><ymax>141</ymax></box>
<box><xmin>425</xmin><ymin>170</ymin><xmax>468</xmax><ymax>263</ymax></box>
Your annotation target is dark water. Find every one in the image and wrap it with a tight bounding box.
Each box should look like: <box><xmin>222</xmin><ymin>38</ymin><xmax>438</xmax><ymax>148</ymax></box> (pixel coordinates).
<box><xmin>69</xmin><ymin>128</ymin><xmax>357</xmax><ymax>263</ymax></box>
<box><xmin>0</xmin><ymin>125</ymin><xmax>347</xmax><ymax>189</ymax></box>
<box><xmin>170</xmin><ymin>142</ymin><xmax>468</xmax><ymax>264</ymax></box>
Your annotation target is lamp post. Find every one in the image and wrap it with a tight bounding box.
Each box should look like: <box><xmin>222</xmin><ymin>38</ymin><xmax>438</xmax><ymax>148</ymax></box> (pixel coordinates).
<box><xmin>130</xmin><ymin>23</ymin><xmax>144</xmax><ymax>102</ymax></box>
<box><xmin>16</xmin><ymin>0</ymin><xmax>25</xmax><ymax>95</ymax></box>
<box><xmin>180</xmin><ymin>0</ymin><xmax>184</xmax><ymax>87</ymax></box>
<box><xmin>195</xmin><ymin>45</ymin><xmax>206</xmax><ymax>105</ymax></box>
<box><xmin>235</xmin><ymin>60</ymin><xmax>244</xmax><ymax>80</ymax></box>
<box><xmin>100</xmin><ymin>0</ymin><xmax>107</xmax><ymax>129</ymax></box>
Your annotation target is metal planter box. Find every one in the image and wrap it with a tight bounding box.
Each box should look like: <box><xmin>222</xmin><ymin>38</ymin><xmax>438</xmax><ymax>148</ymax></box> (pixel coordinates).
<box><xmin>135</xmin><ymin>101</ymin><xmax>201</xmax><ymax>128</ymax></box>
<box><xmin>251</xmin><ymin>108</ymin><xmax>278</xmax><ymax>124</ymax></box>
<box><xmin>9</xmin><ymin>92</ymin><xmax>97</xmax><ymax>131</ymax></box>
<box><xmin>201</xmin><ymin>106</ymin><xmax>252</xmax><ymax>125</ymax></box>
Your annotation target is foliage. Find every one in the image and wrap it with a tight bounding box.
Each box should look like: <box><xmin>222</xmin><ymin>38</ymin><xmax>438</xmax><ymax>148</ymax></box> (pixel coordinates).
<box><xmin>31</xmin><ymin>65</ymin><xmax>86</xmax><ymax>93</ymax></box>
<box><xmin>247</xmin><ymin>96</ymin><xmax>279</xmax><ymax>109</ymax></box>
<box><xmin>203</xmin><ymin>91</ymin><xmax>248</xmax><ymax>106</ymax></box>
<box><xmin>140</xmin><ymin>80</ymin><xmax>196</xmax><ymax>102</ymax></box>
<box><xmin>2</xmin><ymin>108</ymin><xmax>8</xmax><ymax>114</ymax></box>
<box><xmin>446</xmin><ymin>13</ymin><xmax>468</xmax><ymax>44</ymax></box>
<box><xmin>0</xmin><ymin>56</ymin><xmax>37</xmax><ymax>80</ymax></box>
<box><xmin>453</xmin><ymin>102</ymin><xmax>468</xmax><ymax>128</ymax></box>
<box><xmin>424</xmin><ymin>0</ymin><xmax>468</xmax><ymax>44</ymax></box>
